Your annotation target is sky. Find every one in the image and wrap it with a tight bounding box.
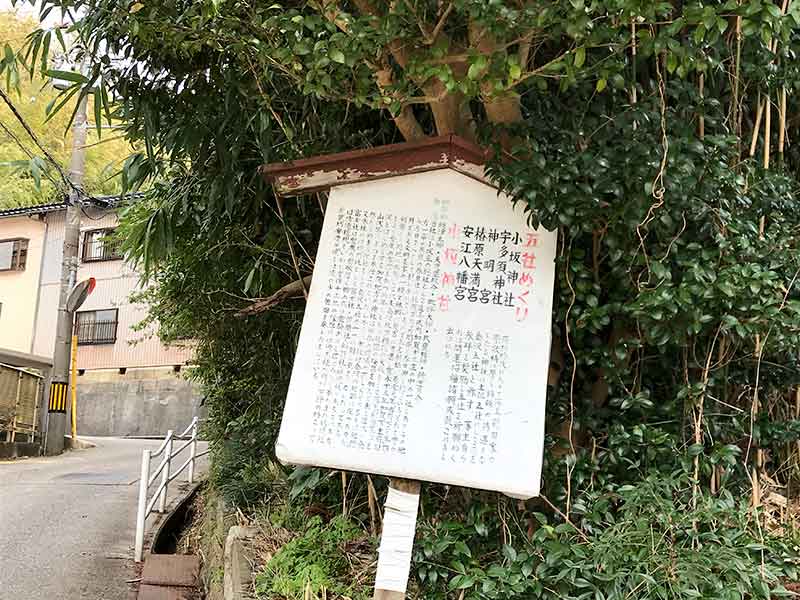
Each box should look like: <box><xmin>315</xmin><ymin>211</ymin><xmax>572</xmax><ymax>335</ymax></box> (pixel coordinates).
<box><xmin>0</xmin><ymin>0</ymin><xmax>69</xmax><ymax>28</ymax></box>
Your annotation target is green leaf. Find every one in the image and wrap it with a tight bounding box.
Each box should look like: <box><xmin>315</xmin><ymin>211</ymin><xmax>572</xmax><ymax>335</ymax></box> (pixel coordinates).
<box><xmin>100</xmin><ymin>83</ymin><xmax>113</xmax><ymax>125</ymax></box>
<box><xmin>44</xmin><ymin>85</ymin><xmax>80</xmax><ymax>123</ymax></box>
<box><xmin>45</xmin><ymin>69</ymin><xmax>89</xmax><ymax>84</ymax></box>
<box><xmin>54</xmin><ymin>27</ymin><xmax>66</xmax><ymax>52</ymax></box>
<box><xmin>244</xmin><ymin>267</ymin><xmax>255</xmax><ymax>293</ymax></box>
<box><xmin>694</xmin><ymin>24</ymin><xmax>706</xmax><ymax>45</ymax></box>
<box><xmin>596</xmin><ymin>78</ymin><xmax>607</xmax><ymax>92</ymax></box>
<box><xmin>454</xmin><ymin>541</ymin><xmax>472</xmax><ymax>557</ymax></box>
<box><xmin>446</xmin><ymin>573</ymin><xmax>475</xmax><ymax>591</ymax></box>
<box><xmin>666</xmin><ymin>52</ymin><xmax>678</xmax><ymax>74</ymax></box>
<box><xmin>468</xmin><ymin>55</ymin><xmax>487</xmax><ymax>80</ymax></box>
<box><xmin>574</xmin><ymin>47</ymin><xmax>586</xmax><ymax>68</ymax></box>
<box><xmin>765</xmin><ymin>3</ymin><xmax>782</xmax><ymax>17</ymax></box>
<box><xmin>503</xmin><ymin>544</ymin><xmax>517</xmax><ymax>562</ymax></box>
<box><xmin>329</xmin><ymin>49</ymin><xmax>345</xmax><ymax>64</ymax></box>
<box><xmin>94</xmin><ymin>86</ymin><xmax>103</xmax><ymax>138</ymax></box>
<box><xmin>688</xmin><ymin>443</ymin><xmax>705</xmax><ymax>457</ymax></box>
<box><xmin>292</xmin><ymin>42</ymin><xmax>311</xmax><ymax>55</ymax></box>
<box><xmin>40</xmin><ymin>31</ymin><xmax>51</xmax><ymax>74</ymax></box>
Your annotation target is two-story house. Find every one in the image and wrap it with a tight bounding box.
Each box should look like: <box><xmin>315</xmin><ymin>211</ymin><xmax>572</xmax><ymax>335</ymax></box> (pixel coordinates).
<box><xmin>0</xmin><ymin>198</ymin><xmax>203</xmax><ymax>436</ymax></box>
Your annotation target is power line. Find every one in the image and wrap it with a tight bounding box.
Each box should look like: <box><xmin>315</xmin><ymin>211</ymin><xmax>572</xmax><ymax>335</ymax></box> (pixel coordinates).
<box><xmin>0</xmin><ymin>119</ymin><xmax>66</xmax><ymax>191</ymax></box>
<box><xmin>0</xmin><ymin>85</ymin><xmax>84</xmax><ymax>199</ymax></box>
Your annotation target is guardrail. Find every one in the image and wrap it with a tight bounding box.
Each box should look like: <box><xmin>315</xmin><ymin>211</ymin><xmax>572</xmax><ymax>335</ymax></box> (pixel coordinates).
<box><xmin>134</xmin><ymin>417</ymin><xmax>209</xmax><ymax>562</ymax></box>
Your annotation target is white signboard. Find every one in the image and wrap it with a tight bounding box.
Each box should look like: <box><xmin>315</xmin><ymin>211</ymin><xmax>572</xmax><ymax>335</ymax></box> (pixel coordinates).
<box><xmin>276</xmin><ymin>169</ymin><xmax>557</xmax><ymax>499</ymax></box>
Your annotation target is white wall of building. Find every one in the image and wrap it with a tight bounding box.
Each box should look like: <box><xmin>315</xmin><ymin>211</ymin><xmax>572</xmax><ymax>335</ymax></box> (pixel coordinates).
<box><xmin>0</xmin><ymin>214</ymin><xmax>47</xmax><ymax>354</ymax></box>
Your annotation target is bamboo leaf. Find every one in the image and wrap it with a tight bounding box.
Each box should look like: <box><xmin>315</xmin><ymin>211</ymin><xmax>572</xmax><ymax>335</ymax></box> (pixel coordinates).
<box><xmin>45</xmin><ymin>69</ymin><xmax>89</xmax><ymax>84</ymax></box>
<box><xmin>94</xmin><ymin>86</ymin><xmax>103</xmax><ymax>138</ymax></box>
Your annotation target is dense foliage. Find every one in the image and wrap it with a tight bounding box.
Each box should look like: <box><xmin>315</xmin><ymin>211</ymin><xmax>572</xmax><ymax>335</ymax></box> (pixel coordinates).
<box><xmin>0</xmin><ymin>13</ymin><xmax>131</xmax><ymax>208</ymax></box>
<box><xmin>7</xmin><ymin>0</ymin><xmax>800</xmax><ymax>597</ymax></box>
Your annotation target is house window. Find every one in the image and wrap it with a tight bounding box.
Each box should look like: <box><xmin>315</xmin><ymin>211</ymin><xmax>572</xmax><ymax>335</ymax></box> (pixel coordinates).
<box><xmin>76</xmin><ymin>309</ymin><xmax>119</xmax><ymax>345</ymax></box>
<box><xmin>82</xmin><ymin>228</ymin><xmax>121</xmax><ymax>262</ymax></box>
<box><xmin>0</xmin><ymin>239</ymin><xmax>28</xmax><ymax>271</ymax></box>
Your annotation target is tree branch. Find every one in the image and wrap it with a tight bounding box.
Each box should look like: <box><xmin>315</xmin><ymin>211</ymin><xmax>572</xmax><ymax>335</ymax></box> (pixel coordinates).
<box><xmin>427</xmin><ymin>3</ymin><xmax>454</xmax><ymax>45</ymax></box>
<box><xmin>236</xmin><ymin>276</ymin><xmax>313</xmax><ymax>317</ymax></box>
<box><xmin>468</xmin><ymin>21</ymin><xmax>523</xmax><ymax>125</ymax></box>
<box><xmin>376</xmin><ymin>67</ymin><xmax>427</xmax><ymax>140</ymax></box>
<box><xmin>402</xmin><ymin>0</ymin><xmax>433</xmax><ymax>41</ymax></box>
<box><xmin>518</xmin><ymin>31</ymin><xmax>534</xmax><ymax>70</ymax></box>
<box><xmin>318</xmin><ymin>0</ymin><xmax>350</xmax><ymax>33</ymax></box>
<box><xmin>346</xmin><ymin>0</ymin><xmax>476</xmax><ymax>139</ymax></box>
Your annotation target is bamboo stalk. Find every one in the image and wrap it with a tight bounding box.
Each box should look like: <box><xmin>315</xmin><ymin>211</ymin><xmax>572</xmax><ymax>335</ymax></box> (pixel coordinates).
<box><xmin>341</xmin><ymin>471</ymin><xmax>348</xmax><ymax>515</ymax></box>
<box><xmin>733</xmin><ymin>15</ymin><xmax>743</xmax><ymax>153</ymax></box>
<box><xmin>752</xmin><ymin>332</ymin><xmax>763</xmax><ymax>508</ymax></box>
<box><xmin>367</xmin><ymin>475</ymin><xmax>378</xmax><ymax>537</ymax></box>
<box><xmin>763</xmin><ymin>92</ymin><xmax>772</xmax><ymax>170</ymax></box>
<box><xmin>795</xmin><ymin>387</ymin><xmax>800</xmax><ymax>463</ymax></box>
<box><xmin>698</xmin><ymin>72</ymin><xmax>705</xmax><ymax>139</ymax></box>
<box><xmin>779</xmin><ymin>88</ymin><xmax>787</xmax><ymax>157</ymax></box>
<box><xmin>752</xmin><ymin>466</ymin><xmax>761</xmax><ymax>506</ymax></box>
<box><xmin>630</xmin><ymin>20</ymin><xmax>637</xmax><ymax>106</ymax></box>
<box><xmin>749</xmin><ymin>95</ymin><xmax>765</xmax><ymax>157</ymax></box>
<box><xmin>751</xmin><ymin>85</ymin><xmax>771</xmax><ymax>505</ymax></box>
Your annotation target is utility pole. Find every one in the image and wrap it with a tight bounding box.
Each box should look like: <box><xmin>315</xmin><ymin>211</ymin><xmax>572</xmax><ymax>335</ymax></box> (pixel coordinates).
<box><xmin>44</xmin><ymin>94</ymin><xmax>88</xmax><ymax>456</ymax></box>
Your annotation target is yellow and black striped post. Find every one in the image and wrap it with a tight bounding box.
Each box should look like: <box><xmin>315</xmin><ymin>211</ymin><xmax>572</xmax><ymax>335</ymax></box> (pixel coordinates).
<box><xmin>48</xmin><ymin>381</ymin><xmax>69</xmax><ymax>414</ymax></box>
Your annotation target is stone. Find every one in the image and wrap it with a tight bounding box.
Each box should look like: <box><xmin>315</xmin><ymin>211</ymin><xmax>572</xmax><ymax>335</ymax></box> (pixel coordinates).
<box><xmin>223</xmin><ymin>526</ymin><xmax>259</xmax><ymax>600</ymax></box>
<box><xmin>137</xmin><ymin>584</ymin><xmax>197</xmax><ymax>600</ymax></box>
<box><xmin>141</xmin><ymin>555</ymin><xmax>201</xmax><ymax>588</ymax></box>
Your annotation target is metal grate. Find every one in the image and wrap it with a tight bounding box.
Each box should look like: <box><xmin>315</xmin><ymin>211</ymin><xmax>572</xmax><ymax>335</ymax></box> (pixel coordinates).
<box><xmin>76</xmin><ymin>319</ymin><xmax>119</xmax><ymax>345</ymax></box>
<box><xmin>82</xmin><ymin>228</ymin><xmax>122</xmax><ymax>262</ymax></box>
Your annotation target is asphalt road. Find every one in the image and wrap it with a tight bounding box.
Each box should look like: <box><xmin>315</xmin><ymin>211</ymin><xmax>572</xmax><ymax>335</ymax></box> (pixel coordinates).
<box><xmin>0</xmin><ymin>437</ymin><xmax>208</xmax><ymax>600</ymax></box>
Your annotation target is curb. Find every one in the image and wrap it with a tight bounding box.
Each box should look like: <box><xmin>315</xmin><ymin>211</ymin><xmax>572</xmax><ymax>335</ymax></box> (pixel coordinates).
<box><xmin>223</xmin><ymin>526</ymin><xmax>259</xmax><ymax>600</ymax></box>
<box><xmin>65</xmin><ymin>436</ymin><xmax>97</xmax><ymax>450</ymax></box>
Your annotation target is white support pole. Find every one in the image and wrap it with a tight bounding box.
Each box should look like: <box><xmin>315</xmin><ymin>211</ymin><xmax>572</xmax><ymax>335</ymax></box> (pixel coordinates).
<box><xmin>188</xmin><ymin>420</ymin><xmax>197</xmax><ymax>484</ymax></box>
<box><xmin>158</xmin><ymin>431</ymin><xmax>173</xmax><ymax>513</ymax></box>
<box><xmin>373</xmin><ymin>479</ymin><xmax>421</xmax><ymax>600</ymax></box>
<box><xmin>134</xmin><ymin>449</ymin><xmax>151</xmax><ymax>563</ymax></box>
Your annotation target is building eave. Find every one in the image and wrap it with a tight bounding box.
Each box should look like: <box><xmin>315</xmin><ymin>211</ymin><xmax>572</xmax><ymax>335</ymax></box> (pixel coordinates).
<box><xmin>0</xmin><ymin>192</ymin><xmax>145</xmax><ymax>220</ymax></box>
<box><xmin>0</xmin><ymin>202</ymin><xmax>67</xmax><ymax>219</ymax></box>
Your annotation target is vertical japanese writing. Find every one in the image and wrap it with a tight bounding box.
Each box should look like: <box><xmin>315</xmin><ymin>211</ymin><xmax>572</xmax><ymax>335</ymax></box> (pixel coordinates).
<box><xmin>441</xmin><ymin>224</ymin><xmax>539</xmax><ymax>320</ymax></box>
<box><xmin>311</xmin><ymin>207</ymin><xmax>445</xmax><ymax>454</ymax></box>
<box><xmin>441</xmin><ymin>328</ymin><xmax>509</xmax><ymax>465</ymax></box>
<box><xmin>434</xmin><ymin>197</ymin><xmax>454</xmax><ymax>312</ymax></box>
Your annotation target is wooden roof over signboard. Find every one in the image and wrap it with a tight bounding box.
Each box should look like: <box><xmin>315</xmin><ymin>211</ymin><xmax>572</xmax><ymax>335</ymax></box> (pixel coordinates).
<box><xmin>261</xmin><ymin>135</ymin><xmax>492</xmax><ymax>197</ymax></box>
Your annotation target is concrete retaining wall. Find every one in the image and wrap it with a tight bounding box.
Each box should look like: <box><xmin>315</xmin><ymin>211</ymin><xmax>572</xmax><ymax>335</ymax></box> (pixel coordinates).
<box><xmin>76</xmin><ymin>368</ymin><xmax>205</xmax><ymax>437</ymax></box>
<box><xmin>0</xmin><ymin>441</ymin><xmax>40</xmax><ymax>459</ymax></box>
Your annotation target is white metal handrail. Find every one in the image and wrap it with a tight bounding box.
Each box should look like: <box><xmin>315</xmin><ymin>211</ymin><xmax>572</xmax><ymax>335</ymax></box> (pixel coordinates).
<box><xmin>134</xmin><ymin>416</ymin><xmax>209</xmax><ymax>562</ymax></box>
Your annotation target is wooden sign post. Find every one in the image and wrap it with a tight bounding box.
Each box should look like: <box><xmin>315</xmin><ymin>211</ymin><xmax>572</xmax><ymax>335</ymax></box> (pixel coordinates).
<box><xmin>373</xmin><ymin>478</ymin><xmax>421</xmax><ymax>599</ymax></box>
<box><xmin>261</xmin><ymin>137</ymin><xmax>557</xmax><ymax>597</ymax></box>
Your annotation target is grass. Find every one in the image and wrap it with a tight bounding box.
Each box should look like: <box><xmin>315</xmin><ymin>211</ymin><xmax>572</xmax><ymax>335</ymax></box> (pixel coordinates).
<box><xmin>253</xmin><ymin>514</ymin><xmax>374</xmax><ymax>600</ymax></box>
